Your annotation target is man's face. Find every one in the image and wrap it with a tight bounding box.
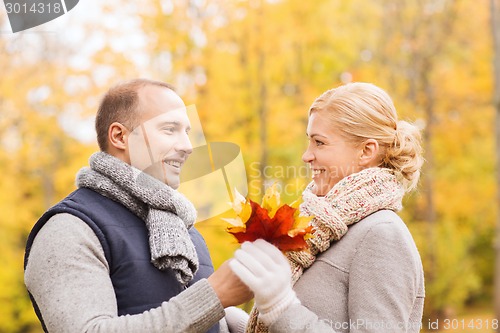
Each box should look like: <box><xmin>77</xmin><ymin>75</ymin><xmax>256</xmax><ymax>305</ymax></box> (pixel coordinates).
<box><xmin>127</xmin><ymin>85</ymin><xmax>193</xmax><ymax>189</ymax></box>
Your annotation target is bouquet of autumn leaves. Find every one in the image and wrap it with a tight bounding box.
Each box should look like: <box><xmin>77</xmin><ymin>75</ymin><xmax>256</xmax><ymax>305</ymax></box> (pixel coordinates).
<box><xmin>225</xmin><ymin>184</ymin><xmax>314</xmax><ymax>251</ymax></box>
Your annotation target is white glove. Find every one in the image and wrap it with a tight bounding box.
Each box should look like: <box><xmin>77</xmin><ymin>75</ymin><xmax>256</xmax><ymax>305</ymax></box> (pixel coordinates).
<box><xmin>224</xmin><ymin>306</ymin><xmax>249</xmax><ymax>333</ymax></box>
<box><xmin>229</xmin><ymin>239</ymin><xmax>300</xmax><ymax>325</ymax></box>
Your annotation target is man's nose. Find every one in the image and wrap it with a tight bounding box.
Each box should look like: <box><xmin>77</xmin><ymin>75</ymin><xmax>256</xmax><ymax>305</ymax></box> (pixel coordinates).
<box><xmin>177</xmin><ymin>132</ymin><xmax>193</xmax><ymax>155</ymax></box>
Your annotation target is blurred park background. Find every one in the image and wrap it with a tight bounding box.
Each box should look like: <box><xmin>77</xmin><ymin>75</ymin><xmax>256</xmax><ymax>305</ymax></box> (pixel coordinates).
<box><xmin>0</xmin><ymin>0</ymin><xmax>498</xmax><ymax>332</ymax></box>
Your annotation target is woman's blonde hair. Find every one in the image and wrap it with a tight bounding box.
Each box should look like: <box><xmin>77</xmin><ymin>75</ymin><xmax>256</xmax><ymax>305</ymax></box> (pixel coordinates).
<box><xmin>309</xmin><ymin>82</ymin><xmax>424</xmax><ymax>192</ymax></box>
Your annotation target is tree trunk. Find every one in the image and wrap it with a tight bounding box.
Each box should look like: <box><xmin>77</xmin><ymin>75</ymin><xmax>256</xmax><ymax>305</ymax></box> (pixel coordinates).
<box><xmin>256</xmin><ymin>1</ymin><xmax>268</xmax><ymax>194</ymax></box>
<box><xmin>490</xmin><ymin>0</ymin><xmax>500</xmax><ymax>328</ymax></box>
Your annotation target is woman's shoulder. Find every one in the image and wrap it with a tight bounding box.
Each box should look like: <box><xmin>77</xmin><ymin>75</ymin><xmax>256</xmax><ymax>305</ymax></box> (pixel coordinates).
<box><xmin>319</xmin><ymin>210</ymin><xmax>422</xmax><ymax>270</ymax></box>
<box><xmin>347</xmin><ymin>209</ymin><xmax>413</xmax><ymax>242</ymax></box>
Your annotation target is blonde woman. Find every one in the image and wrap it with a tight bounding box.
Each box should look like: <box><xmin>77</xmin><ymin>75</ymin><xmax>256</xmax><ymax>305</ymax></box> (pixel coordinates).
<box><xmin>230</xmin><ymin>82</ymin><xmax>425</xmax><ymax>333</ymax></box>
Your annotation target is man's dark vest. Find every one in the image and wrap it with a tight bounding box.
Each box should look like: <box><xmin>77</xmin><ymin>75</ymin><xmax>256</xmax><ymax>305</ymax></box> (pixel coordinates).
<box><xmin>24</xmin><ymin>188</ymin><xmax>219</xmax><ymax>332</ymax></box>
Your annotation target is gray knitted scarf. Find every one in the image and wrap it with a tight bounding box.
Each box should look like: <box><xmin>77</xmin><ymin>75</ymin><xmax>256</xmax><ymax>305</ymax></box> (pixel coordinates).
<box><xmin>76</xmin><ymin>152</ymin><xmax>198</xmax><ymax>285</ymax></box>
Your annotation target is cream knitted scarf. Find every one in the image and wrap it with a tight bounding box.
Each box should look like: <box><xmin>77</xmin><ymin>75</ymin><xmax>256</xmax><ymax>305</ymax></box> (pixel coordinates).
<box><xmin>76</xmin><ymin>152</ymin><xmax>198</xmax><ymax>285</ymax></box>
<box><xmin>247</xmin><ymin>167</ymin><xmax>405</xmax><ymax>332</ymax></box>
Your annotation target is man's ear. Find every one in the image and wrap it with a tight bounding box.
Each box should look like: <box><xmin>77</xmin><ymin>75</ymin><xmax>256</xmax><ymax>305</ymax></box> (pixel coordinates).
<box><xmin>108</xmin><ymin>122</ymin><xmax>129</xmax><ymax>151</ymax></box>
<box><xmin>358</xmin><ymin>139</ymin><xmax>380</xmax><ymax>167</ymax></box>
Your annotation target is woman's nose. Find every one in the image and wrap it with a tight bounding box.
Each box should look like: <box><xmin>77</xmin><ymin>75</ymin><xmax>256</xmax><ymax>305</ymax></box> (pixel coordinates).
<box><xmin>302</xmin><ymin>145</ymin><xmax>314</xmax><ymax>163</ymax></box>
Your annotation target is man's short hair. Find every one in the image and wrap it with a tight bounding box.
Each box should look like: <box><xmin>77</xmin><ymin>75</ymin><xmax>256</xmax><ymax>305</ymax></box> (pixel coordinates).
<box><xmin>95</xmin><ymin>79</ymin><xmax>175</xmax><ymax>151</ymax></box>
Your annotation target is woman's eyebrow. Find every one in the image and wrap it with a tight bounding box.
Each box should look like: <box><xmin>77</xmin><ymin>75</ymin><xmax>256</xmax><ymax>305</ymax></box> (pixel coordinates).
<box><xmin>309</xmin><ymin>133</ymin><xmax>328</xmax><ymax>139</ymax></box>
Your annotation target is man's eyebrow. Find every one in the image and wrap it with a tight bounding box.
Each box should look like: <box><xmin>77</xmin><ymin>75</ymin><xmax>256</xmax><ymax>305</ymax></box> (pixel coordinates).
<box><xmin>159</xmin><ymin>121</ymin><xmax>180</xmax><ymax>126</ymax></box>
<box><xmin>157</xmin><ymin>121</ymin><xmax>191</xmax><ymax>131</ymax></box>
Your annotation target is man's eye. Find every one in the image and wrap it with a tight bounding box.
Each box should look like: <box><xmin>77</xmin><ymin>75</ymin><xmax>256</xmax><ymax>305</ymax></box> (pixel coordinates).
<box><xmin>162</xmin><ymin>127</ymin><xmax>175</xmax><ymax>134</ymax></box>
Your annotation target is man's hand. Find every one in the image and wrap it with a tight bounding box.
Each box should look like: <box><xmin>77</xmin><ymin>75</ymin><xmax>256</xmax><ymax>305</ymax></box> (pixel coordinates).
<box><xmin>208</xmin><ymin>260</ymin><xmax>254</xmax><ymax>308</ymax></box>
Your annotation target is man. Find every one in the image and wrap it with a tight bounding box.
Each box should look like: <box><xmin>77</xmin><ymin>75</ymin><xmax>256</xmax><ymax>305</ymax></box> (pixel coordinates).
<box><xmin>24</xmin><ymin>79</ymin><xmax>251</xmax><ymax>332</ymax></box>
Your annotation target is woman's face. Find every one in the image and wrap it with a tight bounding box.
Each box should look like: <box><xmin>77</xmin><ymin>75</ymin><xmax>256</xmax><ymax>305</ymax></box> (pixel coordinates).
<box><xmin>302</xmin><ymin>111</ymin><xmax>363</xmax><ymax>196</ymax></box>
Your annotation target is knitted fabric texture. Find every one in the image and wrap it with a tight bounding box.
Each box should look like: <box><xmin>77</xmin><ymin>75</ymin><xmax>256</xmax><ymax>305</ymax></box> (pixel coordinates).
<box><xmin>246</xmin><ymin>167</ymin><xmax>405</xmax><ymax>333</ymax></box>
<box><xmin>76</xmin><ymin>152</ymin><xmax>198</xmax><ymax>285</ymax></box>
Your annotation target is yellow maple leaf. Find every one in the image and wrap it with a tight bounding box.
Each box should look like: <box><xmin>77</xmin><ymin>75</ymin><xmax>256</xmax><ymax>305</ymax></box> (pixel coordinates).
<box><xmin>223</xmin><ymin>188</ymin><xmax>252</xmax><ymax>233</ymax></box>
<box><xmin>288</xmin><ymin>195</ymin><xmax>314</xmax><ymax>237</ymax></box>
<box><xmin>261</xmin><ymin>183</ymin><xmax>281</xmax><ymax>218</ymax></box>
<box><xmin>225</xmin><ymin>186</ymin><xmax>315</xmax><ymax>251</ymax></box>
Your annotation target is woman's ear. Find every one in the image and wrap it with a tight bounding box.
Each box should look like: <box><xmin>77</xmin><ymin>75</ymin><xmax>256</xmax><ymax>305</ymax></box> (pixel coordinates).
<box><xmin>359</xmin><ymin>139</ymin><xmax>380</xmax><ymax>167</ymax></box>
<box><xmin>108</xmin><ymin>122</ymin><xmax>129</xmax><ymax>151</ymax></box>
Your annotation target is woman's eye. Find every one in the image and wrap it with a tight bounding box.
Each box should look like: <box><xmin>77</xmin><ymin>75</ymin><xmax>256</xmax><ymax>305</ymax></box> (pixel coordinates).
<box><xmin>162</xmin><ymin>127</ymin><xmax>175</xmax><ymax>134</ymax></box>
<box><xmin>315</xmin><ymin>140</ymin><xmax>324</xmax><ymax>146</ymax></box>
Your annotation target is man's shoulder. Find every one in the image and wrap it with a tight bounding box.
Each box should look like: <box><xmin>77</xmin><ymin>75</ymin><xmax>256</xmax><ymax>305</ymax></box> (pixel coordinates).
<box><xmin>35</xmin><ymin>213</ymin><xmax>97</xmax><ymax>242</ymax></box>
<box><xmin>26</xmin><ymin>213</ymin><xmax>105</xmax><ymax>271</ymax></box>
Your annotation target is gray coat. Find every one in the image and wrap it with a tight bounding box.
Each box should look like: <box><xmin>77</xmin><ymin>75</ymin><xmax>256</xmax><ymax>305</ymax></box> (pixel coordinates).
<box><xmin>270</xmin><ymin>210</ymin><xmax>425</xmax><ymax>333</ymax></box>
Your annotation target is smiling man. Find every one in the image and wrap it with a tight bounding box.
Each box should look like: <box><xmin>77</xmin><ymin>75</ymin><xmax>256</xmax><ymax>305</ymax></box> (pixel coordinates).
<box><xmin>24</xmin><ymin>79</ymin><xmax>251</xmax><ymax>333</ymax></box>
<box><xmin>118</xmin><ymin>83</ymin><xmax>193</xmax><ymax>188</ymax></box>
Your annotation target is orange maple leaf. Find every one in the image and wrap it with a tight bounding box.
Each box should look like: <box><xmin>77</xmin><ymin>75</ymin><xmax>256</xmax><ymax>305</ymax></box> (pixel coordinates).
<box><xmin>226</xmin><ymin>185</ymin><xmax>314</xmax><ymax>252</ymax></box>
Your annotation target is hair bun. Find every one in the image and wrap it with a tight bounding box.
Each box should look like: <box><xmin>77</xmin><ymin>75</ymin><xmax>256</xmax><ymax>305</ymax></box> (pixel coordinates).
<box><xmin>384</xmin><ymin>120</ymin><xmax>424</xmax><ymax>191</ymax></box>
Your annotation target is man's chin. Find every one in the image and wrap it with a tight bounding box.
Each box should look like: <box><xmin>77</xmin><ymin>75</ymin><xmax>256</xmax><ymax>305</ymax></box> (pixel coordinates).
<box><xmin>140</xmin><ymin>163</ymin><xmax>180</xmax><ymax>188</ymax></box>
<box><xmin>165</xmin><ymin>179</ymin><xmax>180</xmax><ymax>189</ymax></box>
<box><xmin>161</xmin><ymin>173</ymin><xmax>181</xmax><ymax>189</ymax></box>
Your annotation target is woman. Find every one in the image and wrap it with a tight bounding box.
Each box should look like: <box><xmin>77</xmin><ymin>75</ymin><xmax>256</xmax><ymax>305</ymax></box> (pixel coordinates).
<box><xmin>230</xmin><ymin>82</ymin><xmax>425</xmax><ymax>333</ymax></box>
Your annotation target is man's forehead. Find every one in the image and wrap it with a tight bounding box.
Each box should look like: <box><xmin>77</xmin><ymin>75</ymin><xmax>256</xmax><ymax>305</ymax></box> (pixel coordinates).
<box><xmin>141</xmin><ymin>107</ymin><xmax>191</xmax><ymax>128</ymax></box>
<box><xmin>151</xmin><ymin>108</ymin><xmax>189</xmax><ymax>120</ymax></box>
<box><xmin>137</xmin><ymin>85</ymin><xmax>187</xmax><ymax>122</ymax></box>
<box><xmin>138</xmin><ymin>85</ymin><xmax>183</xmax><ymax>106</ymax></box>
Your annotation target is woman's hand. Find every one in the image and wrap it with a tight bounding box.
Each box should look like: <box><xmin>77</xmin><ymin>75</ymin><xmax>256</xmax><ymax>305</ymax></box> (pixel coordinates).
<box><xmin>229</xmin><ymin>239</ymin><xmax>300</xmax><ymax>325</ymax></box>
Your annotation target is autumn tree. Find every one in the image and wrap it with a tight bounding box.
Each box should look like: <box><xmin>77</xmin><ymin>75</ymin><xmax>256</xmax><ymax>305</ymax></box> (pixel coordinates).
<box><xmin>491</xmin><ymin>0</ymin><xmax>500</xmax><ymax>328</ymax></box>
<box><xmin>357</xmin><ymin>0</ymin><xmax>494</xmax><ymax>320</ymax></box>
<box><xmin>0</xmin><ymin>3</ymin><xmax>146</xmax><ymax>330</ymax></box>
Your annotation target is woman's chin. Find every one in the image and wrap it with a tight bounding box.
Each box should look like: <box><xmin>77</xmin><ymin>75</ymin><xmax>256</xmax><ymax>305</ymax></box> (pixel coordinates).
<box><xmin>311</xmin><ymin>182</ymin><xmax>329</xmax><ymax>197</ymax></box>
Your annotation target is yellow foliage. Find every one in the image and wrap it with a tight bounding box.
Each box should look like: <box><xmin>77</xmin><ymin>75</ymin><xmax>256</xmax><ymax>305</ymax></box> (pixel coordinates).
<box><xmin>0</xmin><ymin>0</ymin><xmax>496</xmax><ymax>330</ymax></box>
